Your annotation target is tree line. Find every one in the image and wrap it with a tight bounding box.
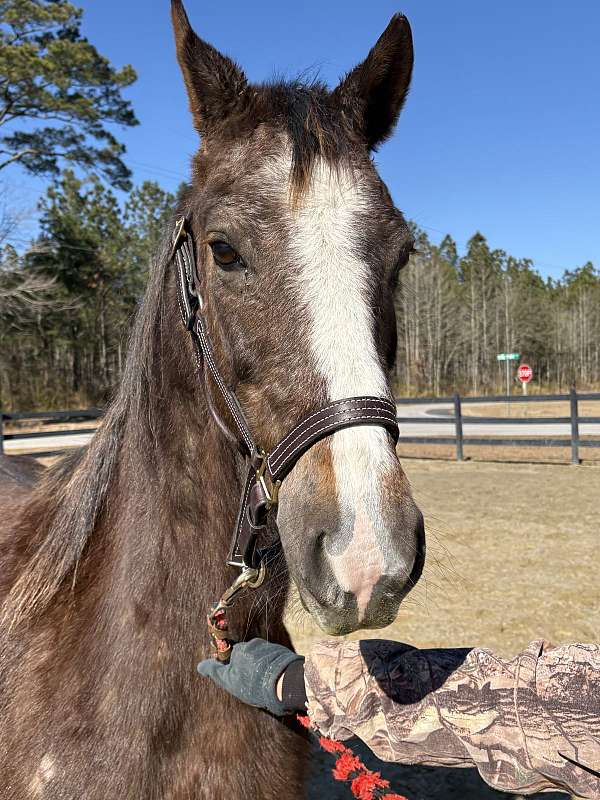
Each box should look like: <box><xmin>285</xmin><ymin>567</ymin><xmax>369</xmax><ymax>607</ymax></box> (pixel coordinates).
<box><xmin>394</xmin><ymin>230</ymin><xmax>600</xmax><ymax>396</ymax></box>
<box><xmin>0</xmin><ymin>173</ymin><xmax>176</xmax><ymax>410</ymax></box>
<box><xmin>1</xmin><ymin>176</ymin><xmax>599</xmax><ymax>411</ymax></box>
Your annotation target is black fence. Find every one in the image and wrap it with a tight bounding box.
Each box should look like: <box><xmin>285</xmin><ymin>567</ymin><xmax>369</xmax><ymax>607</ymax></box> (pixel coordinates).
<box><xmin>396</xmin><ymin>388</ymin><xmax>600</xmax><ymax>464</ymax></box>
<box><xmin>1</xmin><ymin>389</ymin><xmax>600</xmax><ymax>464</ymax></box>
<box><xmin>0</xmin><ymin>408</ymin><xmax>103</xmax><ymax>458</ymax></box>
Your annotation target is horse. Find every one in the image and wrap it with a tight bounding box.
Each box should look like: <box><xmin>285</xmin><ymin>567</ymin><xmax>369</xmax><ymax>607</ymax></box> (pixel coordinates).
<box><xmin>0</xmin><ymin>1</ymin><xmax>425</xmax><ymax>796</ymax></box>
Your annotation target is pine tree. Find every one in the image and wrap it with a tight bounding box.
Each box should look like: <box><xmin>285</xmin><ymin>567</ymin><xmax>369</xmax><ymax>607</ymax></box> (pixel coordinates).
<box><xmin>0</xmin><ymin>0</ymin><xmax>138</xmax><ymax>189</ymax></box>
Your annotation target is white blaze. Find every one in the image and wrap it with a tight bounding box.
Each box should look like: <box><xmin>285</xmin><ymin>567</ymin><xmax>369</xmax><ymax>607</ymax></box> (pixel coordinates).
<box><xmin>289</xmin><ymin>159</ymin><xmax>394</xmax><ymax>617</ymax></box>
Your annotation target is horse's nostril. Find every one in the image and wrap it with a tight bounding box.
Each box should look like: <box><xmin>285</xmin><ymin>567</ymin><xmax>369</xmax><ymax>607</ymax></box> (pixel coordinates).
<box><xmin>316</xmin><ymin>530</ymin><xmax>326</xmax><ymax>549</ymax></box>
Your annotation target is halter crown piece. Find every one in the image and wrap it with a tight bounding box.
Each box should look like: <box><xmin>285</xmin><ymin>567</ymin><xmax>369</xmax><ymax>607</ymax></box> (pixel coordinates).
<box><xmin>171</xmin><ymin>217</ymin><xmax>400</xmax><ymax>659</ymax></box>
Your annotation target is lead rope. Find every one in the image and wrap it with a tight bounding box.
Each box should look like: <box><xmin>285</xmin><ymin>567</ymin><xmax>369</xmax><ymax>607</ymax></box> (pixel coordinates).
<box><xmin>206</xmin><ymin>583</ymin><xmax>409</xmax><ymax>800</ymax></box>
<box><xmin>207</xmin><ymin>563</ymin><xmax>265</xmax><ymax>662</ymax></box>
<box><xmin>297</xmin><ymin>714</ymin><xmax>408</xmax><ymax>800</ymax></box>
<box><xmin>207</xmin><ymin>589</ymin><xmax>408</xmax><ymax>799</ymax></box>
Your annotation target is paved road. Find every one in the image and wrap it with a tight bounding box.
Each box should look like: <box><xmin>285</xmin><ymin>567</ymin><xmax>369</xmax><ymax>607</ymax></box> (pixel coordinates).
<box><xmin>3</xmin><ymin>431</ymin><xmax>93</xmax><ymax>455</ymax></box>
<box><xmin>397</xmin><ymin>402</ymin><xmax>600</xmax><ymax>438</ymax></box>
<box><xmin>3</xmin><ymin>401</ymin><xmax>599</xmax><ymax>454</ymax></box>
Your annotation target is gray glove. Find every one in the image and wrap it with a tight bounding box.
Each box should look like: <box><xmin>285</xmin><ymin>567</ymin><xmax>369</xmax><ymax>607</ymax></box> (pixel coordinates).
<box><xmin>197</xmin><ymin>638</ymin><xmax>304</xmax><ymax>716</ymax></box>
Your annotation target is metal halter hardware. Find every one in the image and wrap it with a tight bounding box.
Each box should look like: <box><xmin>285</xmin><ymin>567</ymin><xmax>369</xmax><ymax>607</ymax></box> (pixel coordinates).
<box><xmin>171</xmin><ymin>216</ymin><xmax>400</xmax><ymax>575</ymax></box>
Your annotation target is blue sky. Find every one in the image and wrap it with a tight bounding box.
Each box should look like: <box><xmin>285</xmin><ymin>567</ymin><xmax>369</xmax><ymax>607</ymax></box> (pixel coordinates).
<box><xmin>6</xmin><ymin>0</ymin><xmax>600</xmax><ymax>278</ymax></box>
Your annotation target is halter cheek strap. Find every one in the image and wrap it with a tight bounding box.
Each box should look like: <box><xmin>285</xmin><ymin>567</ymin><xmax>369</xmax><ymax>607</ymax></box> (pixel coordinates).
<box><xmin>171</xmin><ymin>216</ymin><xmax>399</xmax><ymax>571</ymax></box>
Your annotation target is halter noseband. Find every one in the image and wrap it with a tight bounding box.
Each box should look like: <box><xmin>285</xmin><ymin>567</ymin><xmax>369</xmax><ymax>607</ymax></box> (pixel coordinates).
<box><xmin>171</xmin><ymin>216</ymin><xmax>399</xmax><ymax>575</ymax></box>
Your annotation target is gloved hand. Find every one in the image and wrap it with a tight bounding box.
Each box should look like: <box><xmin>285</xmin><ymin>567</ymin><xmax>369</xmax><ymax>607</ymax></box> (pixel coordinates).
<box><xmin>197</xmin><ymin>638</ymin><xmax>306</xmax><ymax>716</ymax></box>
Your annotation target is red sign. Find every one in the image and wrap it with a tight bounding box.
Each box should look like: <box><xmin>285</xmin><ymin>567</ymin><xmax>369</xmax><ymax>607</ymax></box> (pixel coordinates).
<box><xmin>518</xmin><ymin>364</ymin><xmax>533</xmax><ymax>383</ymax></box>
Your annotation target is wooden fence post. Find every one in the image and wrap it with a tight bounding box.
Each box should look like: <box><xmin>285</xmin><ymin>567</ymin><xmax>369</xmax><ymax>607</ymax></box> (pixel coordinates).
<box><xmin>454</xmin><ymin>393</ymin><xmax>464</xmax><ymax>461</ymax></box>
<box><xmin>570</xmin><ymin>385</ymin><xmax>580</xmax><ymax>465</ymax></box>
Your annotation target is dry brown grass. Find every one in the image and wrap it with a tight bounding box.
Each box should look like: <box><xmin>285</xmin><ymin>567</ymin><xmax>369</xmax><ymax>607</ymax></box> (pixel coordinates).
<box><xmin>397</xmin><ymin>440</ymin><xmax>600</xmax><ymax>465</ymax></box>
<box><xmin>461</xmin><ymin>400</ymin><xmax>600</xmax><ymax>418</ymax></box>
<box><xmin>291</xmin><ymin>457</ymin><xmax>599</xmax><ymax>656</ymax></box>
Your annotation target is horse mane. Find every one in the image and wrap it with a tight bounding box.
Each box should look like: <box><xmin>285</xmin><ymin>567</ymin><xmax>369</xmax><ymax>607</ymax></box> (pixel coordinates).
<box><xmin>2</xmin><ymin>230</ymin><xmax>180</xmax><ymax>626</ymax></box>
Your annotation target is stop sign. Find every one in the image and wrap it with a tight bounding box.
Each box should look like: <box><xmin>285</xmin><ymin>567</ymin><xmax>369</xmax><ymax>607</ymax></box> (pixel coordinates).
<box><xmin>518</xmin><ymin>364</ymin><xmax>533</xmax><ymax>383</ymax></box>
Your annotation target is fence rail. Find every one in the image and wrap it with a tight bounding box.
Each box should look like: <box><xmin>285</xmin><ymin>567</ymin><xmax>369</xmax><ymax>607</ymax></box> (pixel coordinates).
<box><xmin>395</xmin><ymin>391</ymin><xmax>600</xmax><ymax>404</ymax></box>
<box><xmin>396</xmin><ymin>387</ymin><xmax>600</xmax><ymax>464</ymax></box>
<box><xmin>1</xmin><ymin>389</ymin><xmax>599</xmax><ymax>464</ymax></box>
<box><xmin>0</xmin><ymin>408</ymin><xmax>103</xmax><ymax>458</ymax></box>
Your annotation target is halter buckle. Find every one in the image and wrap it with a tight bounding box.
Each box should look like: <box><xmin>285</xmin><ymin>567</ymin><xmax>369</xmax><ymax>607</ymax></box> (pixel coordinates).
<box><xmin>255</xmin><ymin>450</ymin><xmax>282</xmax><ymax>511</ymax></box>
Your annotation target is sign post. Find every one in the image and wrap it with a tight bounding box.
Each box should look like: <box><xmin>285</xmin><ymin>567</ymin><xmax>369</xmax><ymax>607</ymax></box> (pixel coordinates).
<box><xmin>496</xmin><ymin>353</ymin><xmax>520</xmax><ymax>401</ymax></box>
<box><xmin>517</xmin><ymin>363</ymin><xmax>533</xmax><ymax>396</ymax></box>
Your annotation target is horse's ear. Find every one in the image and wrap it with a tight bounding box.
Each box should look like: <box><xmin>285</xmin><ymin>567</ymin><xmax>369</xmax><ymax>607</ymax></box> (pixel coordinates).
<box><xmin>171</xmin><ymin>0</ymin><xmax>248</xmax><ymax>136</ymax></box>
<box><xmin>333</xmin><ymin>14</ymin><xmax>413</xmax><ymax>150</ymax></box>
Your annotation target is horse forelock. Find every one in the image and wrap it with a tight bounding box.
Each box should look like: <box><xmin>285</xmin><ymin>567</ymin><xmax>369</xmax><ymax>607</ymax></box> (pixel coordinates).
<box><xmin>195</xmin><ymin>78</ymin><xmax>360</xmax><ymax>201</ymax></box>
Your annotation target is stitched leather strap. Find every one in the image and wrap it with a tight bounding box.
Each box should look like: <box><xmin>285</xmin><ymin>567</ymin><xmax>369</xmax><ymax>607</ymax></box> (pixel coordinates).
<box><xmin>173</xmin><ymin>233</ymin><xmax>198</xmax><ymax>331</ymax></box>
<box><xmin>172</xmin><ymin>221</ymin><xmax>256</xmax><ymax>456</ymax></box>
<box><xmin>268</xmin><ymin>397</ymin><xmax>398</xmax><ymax>480</ymax></box>
<box><xmin>194</xmin><ymin>315</ymin><xmax>255</xmax><ymax>455</ymax></box>
<box><xmin>171</xmin><ymin>216</ymin><xmax>399</xmax><ymax>571</ymax></box>
<box><xmin>227</xmin><ymin>396</ymin><xmax>398</xmax><ymax>568</ymax></box>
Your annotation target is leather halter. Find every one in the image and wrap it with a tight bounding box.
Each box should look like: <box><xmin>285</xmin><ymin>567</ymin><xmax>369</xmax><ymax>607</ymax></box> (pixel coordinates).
<box><xmin>171</xmin><ymin>216</ymin><xmax>399</xmax><ymax>573</ymax></box>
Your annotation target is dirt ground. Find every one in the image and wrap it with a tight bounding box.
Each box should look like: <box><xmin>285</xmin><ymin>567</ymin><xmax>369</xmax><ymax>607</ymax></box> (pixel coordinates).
<box><xmin>461</xmin><ymin>400</ymin><xmax>600</xmax><ymax>418</ymax></box>
<box><xmin>396</xmin><ymin>440</ymin><xmax>600</xmax><ymax>465</ymax></box>
<box><xmin>294</xmin><ymin>458</ymin><xmax>599</xmax><ymax>800</ymax></box>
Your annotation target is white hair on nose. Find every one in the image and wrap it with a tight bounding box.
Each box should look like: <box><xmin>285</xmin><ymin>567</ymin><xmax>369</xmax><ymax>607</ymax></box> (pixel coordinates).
<box><xmin>288</xmin><ymin>157</ymin><xmax>395</xmax><ymax>619</ymax></box>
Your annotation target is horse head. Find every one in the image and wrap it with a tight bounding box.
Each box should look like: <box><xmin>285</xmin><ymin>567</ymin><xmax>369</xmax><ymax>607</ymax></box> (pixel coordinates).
<box><xmin>171</xmin><ymin>0</ymin><xmax>424</xmax><ymax>636</ymax></box>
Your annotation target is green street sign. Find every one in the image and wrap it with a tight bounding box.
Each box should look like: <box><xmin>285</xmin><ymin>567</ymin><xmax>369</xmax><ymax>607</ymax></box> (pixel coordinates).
<box><xmin>497</xmin><ymin>353</ymin><xmax>520</xmax><ymax>361</ymax></box>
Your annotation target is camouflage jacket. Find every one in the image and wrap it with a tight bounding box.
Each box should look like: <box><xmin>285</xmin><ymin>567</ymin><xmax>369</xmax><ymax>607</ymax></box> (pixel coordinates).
<box><xmin>304</xmin><ymin>639</ymin><xmax>600</xmax><ymax>798</ymax></box>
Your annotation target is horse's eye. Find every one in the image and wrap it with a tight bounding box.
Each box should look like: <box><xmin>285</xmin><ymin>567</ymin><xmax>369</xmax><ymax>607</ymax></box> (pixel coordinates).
<box><xmin>209</xmin><ymin>241</ymin><xmax>243</xmax><ymax>270</ymax></box>
<box><xmin>391</xmin><ymin>256</ymin><xmax>408</xmax><ymax>286</ymax></box>
<box><xmin>392</xmin><ymin>245</ymin><xmax>416</xmax><ymax>285</ymax></box>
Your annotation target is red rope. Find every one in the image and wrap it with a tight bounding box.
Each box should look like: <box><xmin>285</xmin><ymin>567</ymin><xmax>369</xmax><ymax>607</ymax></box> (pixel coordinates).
<box><xmin>297</xmin><ymin>714</ymin><xmax>408</xmax><ymax>800</ymax></box>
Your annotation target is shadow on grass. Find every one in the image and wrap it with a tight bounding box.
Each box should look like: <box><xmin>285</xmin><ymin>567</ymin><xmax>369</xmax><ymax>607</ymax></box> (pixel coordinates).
<box><xmin>305</xmin><ymin>737</ymin><xmax>570</xmax><ymax>800</ymax></box>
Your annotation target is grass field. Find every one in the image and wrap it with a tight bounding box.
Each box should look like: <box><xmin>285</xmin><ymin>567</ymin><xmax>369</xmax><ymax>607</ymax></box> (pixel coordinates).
<box><xmin>397</xmin><ymin>440</ymin><xmax>600</xmax><ymax>465</ymax></box>
<box><xmin>296</xmin><ymin>458</ymin><xmax>599</xmax><ymax>799</ymax></box>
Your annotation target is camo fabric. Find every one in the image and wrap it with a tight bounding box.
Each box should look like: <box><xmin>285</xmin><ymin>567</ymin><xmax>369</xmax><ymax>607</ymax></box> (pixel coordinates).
<box><xmin>304</xmin><ymin>638</ymin><xmax>600</xmax><ymax>798</ymax></box>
